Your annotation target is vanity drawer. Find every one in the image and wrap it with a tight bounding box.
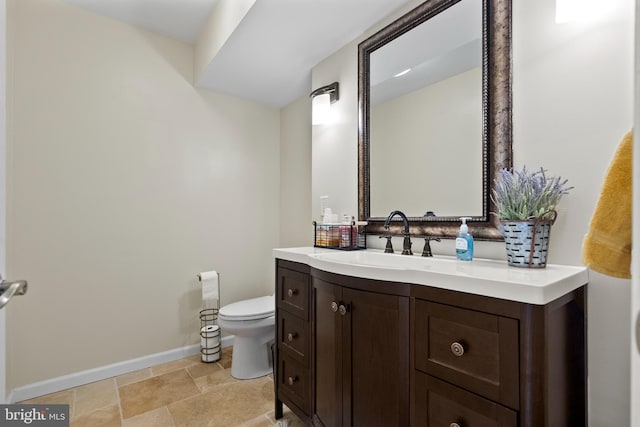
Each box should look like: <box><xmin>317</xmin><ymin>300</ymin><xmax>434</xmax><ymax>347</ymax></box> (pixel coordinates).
<box><xmin>278</xmin><ymin>310</ymin><xmax>309</xmax><ymax>364</ymax></box>
<box><xmin>278</xmin><ymin>353</ymin><xmax>310</xmax><ymax>414</ymax></box>
<box><xmin>277</xmin><ymin>267</ymin><xmax>309</xmax><ymax>320</ymax></box>
<box><xmin>414</xmin><ymin>372</ymin><xmax>517</xmax><ymax>427</ymax></box>
<box><xmin>414</xmin><ymin>299</ymin><xmax>519</xmax><ymax>409</ymax></box>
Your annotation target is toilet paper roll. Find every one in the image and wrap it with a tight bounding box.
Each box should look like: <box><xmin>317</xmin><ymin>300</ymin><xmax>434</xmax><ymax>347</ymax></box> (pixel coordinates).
<box><xmin>200</xmin><ymin>325</ymin><xmax>220</xmax><ymax>348</ymax></box>
<box><xmin>201</xmin><ymin>349</ymin><xmax>221</xmax><ymax>363</ymax></box>
<box><xmin>201</xmin><ymin>337</ymin><xmax>220</xmax><ymax>349</ymax></box>
<box><xmin>198</xmin><ymin>270</ymin><xmax>219</xmax><ymax>310</ymax></box>
<box><xmin>200</xmin><ymin>325</ymin><xmax>220</xmax><ymax>349</ymax></box>
<box><xmin>200</xmin><ymin>324</ymin><xmax>220</xmax><ymax>335</ymax></box>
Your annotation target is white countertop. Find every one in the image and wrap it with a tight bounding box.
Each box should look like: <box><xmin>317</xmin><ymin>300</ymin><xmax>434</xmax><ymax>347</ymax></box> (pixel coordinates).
<box><xmin>273</xmin><ymin>247</ymin><xmax>588</xmax><ymax>305</ymax></box>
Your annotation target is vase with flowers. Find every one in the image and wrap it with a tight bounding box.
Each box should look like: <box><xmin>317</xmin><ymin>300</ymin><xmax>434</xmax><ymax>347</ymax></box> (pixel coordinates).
<box><xmin>491</xmin><ymin>166</ymin><xmax>573</xmax><ymax>268</ymax></box>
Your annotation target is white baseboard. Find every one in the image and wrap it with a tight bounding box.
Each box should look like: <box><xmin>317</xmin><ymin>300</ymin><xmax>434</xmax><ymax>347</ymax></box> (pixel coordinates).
<box><xmin>9</xmin><ymin>336</ymin><xmax>234</xmax><ymax>403</ymax></box>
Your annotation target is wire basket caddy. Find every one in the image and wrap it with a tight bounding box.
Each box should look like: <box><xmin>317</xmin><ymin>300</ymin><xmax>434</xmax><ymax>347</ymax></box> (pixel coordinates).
<box><xmin>200</xmin><ymin>308</ymin><xmax>221</xmax><ymax>363</ymax></box>
<box><xmin>313</xmin><ymin>221</ymin><xmax>366</xmax><ymax>250</ymax></box>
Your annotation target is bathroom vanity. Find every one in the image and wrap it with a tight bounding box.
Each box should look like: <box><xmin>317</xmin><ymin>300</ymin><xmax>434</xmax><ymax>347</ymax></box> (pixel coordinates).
<box><xmin>273</xmin><ymin>247</ymin><xmax>588</xmax><ymax>427</ymax></box>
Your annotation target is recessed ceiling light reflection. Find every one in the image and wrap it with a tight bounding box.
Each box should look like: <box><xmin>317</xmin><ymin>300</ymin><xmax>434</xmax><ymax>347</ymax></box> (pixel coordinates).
<box><xmin>394</xmin><ymin>68</ymin><xmax>411</xmax><ymax>77</ymax></box>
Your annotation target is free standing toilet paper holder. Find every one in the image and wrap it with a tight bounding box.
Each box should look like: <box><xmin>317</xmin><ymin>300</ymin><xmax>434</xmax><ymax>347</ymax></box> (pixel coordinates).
<box><xmin>200</xmin><ymin>308</ymin><xmax>221</xmax><ymax>363</ymax></box>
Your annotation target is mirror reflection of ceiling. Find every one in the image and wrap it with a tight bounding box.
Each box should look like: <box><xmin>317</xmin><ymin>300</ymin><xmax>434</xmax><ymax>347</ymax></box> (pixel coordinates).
<box><xmin>370</xmin><ymin>0</ymin><xmax>482</xmax><ymax>106</ymax></box>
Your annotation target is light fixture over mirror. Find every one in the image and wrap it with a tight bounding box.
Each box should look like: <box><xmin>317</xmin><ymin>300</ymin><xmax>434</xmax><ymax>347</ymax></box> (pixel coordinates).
<box><xmin>358</xmin><ymin>0</ymin><xmax>513</xmax><ymax>241</ymax></box>
<box><xmin>310</xmin><ymin>82</ymin><xmax>339</xmax><ymax>125</ymax></box>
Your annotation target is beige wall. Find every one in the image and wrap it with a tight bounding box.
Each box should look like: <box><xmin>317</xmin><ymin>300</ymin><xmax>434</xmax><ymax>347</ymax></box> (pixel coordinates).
<box><xmin>280</xmin><ymin>95</ymin><xmax>312</xmax><ymax>247</ymax></box>
<box><xmin>311</xmin><ymin>0</ymin><xmax>634</xmax><ymax>424</ymax></box>
<box><xmin>513</xmin><ymin>1</ymin><xmax>633</xmax><ymax>424</ymax></box>
<box><xmin>6</xmin><ymin>0</ymin><xmax>280</xmax><ymax>389</ymax></box>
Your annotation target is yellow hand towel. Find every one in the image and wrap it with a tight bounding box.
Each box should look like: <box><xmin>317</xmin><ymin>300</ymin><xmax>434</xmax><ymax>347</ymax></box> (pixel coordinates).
<box><xmin>582</xmin><ymin>130</ymin><xmax>633</xmax><ymax>279</ymax></box>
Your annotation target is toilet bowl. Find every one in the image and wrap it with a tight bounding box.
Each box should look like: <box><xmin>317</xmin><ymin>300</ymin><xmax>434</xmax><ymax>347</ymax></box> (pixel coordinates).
<box><xmin>218</xmin><ymin>294</ymin><xmax>275</xmax><ymax>379</ymax></box>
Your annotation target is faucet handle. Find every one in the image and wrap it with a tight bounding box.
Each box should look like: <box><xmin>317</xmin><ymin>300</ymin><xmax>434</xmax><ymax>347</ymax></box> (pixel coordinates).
<box><xmin>422</xmin><ymin>236</ymin><xmax>441</xmax><ymax>257</ymax></box>
<box><xmin>379</xmin><ymin>234</ymin><xmax>394</xmax><ymax>254</ymax></box>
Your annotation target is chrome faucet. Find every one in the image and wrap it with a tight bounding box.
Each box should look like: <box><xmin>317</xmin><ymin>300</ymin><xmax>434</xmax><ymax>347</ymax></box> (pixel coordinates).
<box><xmin>384</xmin><ymin>210</ymin><xmax>412</xmax><ymax>255</ymax></box>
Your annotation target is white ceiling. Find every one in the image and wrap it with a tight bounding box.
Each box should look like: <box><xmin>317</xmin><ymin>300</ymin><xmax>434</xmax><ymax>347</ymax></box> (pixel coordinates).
<box><xmin>61</xmin><ymin>0</ymin><xmax>413</xmax><ymax>107</ymax></box>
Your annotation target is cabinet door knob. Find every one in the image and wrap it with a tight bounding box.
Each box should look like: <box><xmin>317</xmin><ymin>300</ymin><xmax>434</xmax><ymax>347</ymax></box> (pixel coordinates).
<box><xmin>287</xmin><ymin>288</ymin><xmax>297</xmax><ymax>297</ymax></box>
<box><xmin>330</xmin><ymin>301</ymin><xmax>339</xmax><ymax>312</ymax></box>
<box><xmin>450</xmin><ymin>423</ymin><xmax>462</xmax><ymax>427</ymax></box>
<box><xmin>287</xmin><ymin>332</ymin><xmax>297</xmax><ymax>342</ymax></box>
<box><xmin>288</xmin><ymin>376</ymin><xmax>298</xmax><ymax>386</ymax></box>
<box><xmin>451</xmin><ymin>342</ymin><xmax>465</xmax><ymax>357</ymax></box>
<box><xmin>338</xmin><ymin>304</ymin><xmax>348</xmax><ymax>316</ymax></box>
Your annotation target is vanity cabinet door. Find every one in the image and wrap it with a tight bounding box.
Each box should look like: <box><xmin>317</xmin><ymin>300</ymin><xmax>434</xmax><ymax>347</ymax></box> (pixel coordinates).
<box><xmin>312</xmin><ymin>277</ymin><xmax>410</xmax><ymax>427</ymax></box>
<box><xmin>343</xmin><ymin>287</ymin><xmax>410</xmax><ymax>427</ymax></box>
<box><xmin>312</xmin><ymin>279</ymin><xmax>342</xmax><ymax>427</ymax></box>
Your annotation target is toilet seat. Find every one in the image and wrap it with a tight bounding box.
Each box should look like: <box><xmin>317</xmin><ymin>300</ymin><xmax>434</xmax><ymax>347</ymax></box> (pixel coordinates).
<box><xmin>219</xmin><ymin>295</ymin><xmax>275</xmax><ymax>321</ymax></box>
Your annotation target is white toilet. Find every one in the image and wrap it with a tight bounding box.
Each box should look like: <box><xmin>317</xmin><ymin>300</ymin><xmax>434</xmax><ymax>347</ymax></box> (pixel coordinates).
<box><xmin>217</xmin><ymin>294</ymin><xmax>275</xmax><ymax>379</ymax></box>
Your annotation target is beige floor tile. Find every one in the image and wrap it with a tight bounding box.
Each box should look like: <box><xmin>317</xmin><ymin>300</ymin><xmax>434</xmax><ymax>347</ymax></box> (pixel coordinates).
<box><xmin>168</xmin><ymin>376</ymin><xmax>273</xmax><ymax>427</ymax></box>
<box><xmin>151</xmin><ymin>358</ymin><xmax>199</xmax><ymax>377</ymax></box>
<box><xmin>116</xmin><ymin>368</ymin><xmax>152</xmax><ymax>387</ymax></box>
<box><xmin>122</xmin><ymin>406</ymin><xmax>175</xmax><ymax>427</ymax></box>
<box><xmin>186</xmin><ymin>360</ymin><xmax>224</xmax><ymax>380</ymax></box>
<box><xmin>18</xmin><ymin>388</ymin><xmax>76</xmax><ymax>419</ymax></box>
<box><xmin>17</xmin><ymin>388</ymin><xmax>74</xmax><ymax>405</ymax></box>
<box><xmin>217</xmin><ymin>347</ymin><xmax>233</xmax><ymax>369</ymax></box>
<box><xmin>74</xmin><ymin>378</ymin><xmax>118</xmax><ymax>419</ymax></box>
<box><xmin>193</xmin><ymin>367</ymin><xmax>239</xmax><ymax>393</ymax></box>
<box><xmin>238</xmin><ymin>413</ymin><xmax>273</xmax><ymax>427</ymax></box>
<box><xmin>70</xmin><ymin>404</ymin><xmax>121</xmax><ymax>427</ymax></box>
<box><xmin>265</xmin><ymin>406</ymin><xmax>306</xmax><ymax>427</ymax></box>
<box><xmin>119</xmin><ymin>368</ymin><xmax>200</xmax><ymax>419</ymax></box>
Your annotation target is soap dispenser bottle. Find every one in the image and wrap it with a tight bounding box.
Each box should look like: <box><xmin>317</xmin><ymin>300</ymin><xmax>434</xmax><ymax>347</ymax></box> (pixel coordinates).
<box><xmin>456</xmin><ymin>217</ymin><xmax>474</xmax><ymax>261</ymax></box>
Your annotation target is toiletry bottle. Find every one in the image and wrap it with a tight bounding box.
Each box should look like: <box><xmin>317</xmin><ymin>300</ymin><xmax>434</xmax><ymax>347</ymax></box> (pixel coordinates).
<box><xmin>455</xmin><ymin>217</ymin><xmax>474</xmax><ymax>261</ymax></box>
<box><xmin>339</xmin><ymin>214</ymin><xmax>351</xmax><ymax>248</ymax></box>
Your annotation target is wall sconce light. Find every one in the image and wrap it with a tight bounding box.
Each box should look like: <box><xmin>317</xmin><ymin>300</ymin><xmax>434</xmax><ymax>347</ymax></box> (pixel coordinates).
<box><xmin>310</xmin><ymin>82</ymin><xmax>339</xmax><ymax>125</ymax></box>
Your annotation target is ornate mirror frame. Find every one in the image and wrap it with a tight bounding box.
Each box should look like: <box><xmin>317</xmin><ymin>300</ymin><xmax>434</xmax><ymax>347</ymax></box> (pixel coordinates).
<box><xmin>358</xmin><ymin>0</ymin><xmax>512</xmax><ymax>240</ymax></box>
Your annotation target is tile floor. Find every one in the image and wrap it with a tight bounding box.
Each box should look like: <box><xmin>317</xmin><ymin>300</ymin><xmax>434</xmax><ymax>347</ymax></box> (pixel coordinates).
<box><xmin>19</xmin><ymin>347</ymin><xmax>304</xmax><ymax>427</ymax></box>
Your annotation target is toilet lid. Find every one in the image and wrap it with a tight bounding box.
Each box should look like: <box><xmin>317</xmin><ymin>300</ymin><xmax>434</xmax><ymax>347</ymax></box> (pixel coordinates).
<box><xmin>219</xmin><ymin>295</ymin><xmax>275</xmax><ymax>321</ymax></box>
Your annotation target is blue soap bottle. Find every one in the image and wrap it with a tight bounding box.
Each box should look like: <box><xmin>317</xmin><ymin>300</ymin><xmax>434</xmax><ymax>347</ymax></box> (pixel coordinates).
<box><xmin>455</xmin><ymin>217</ymin><xmax>474</xmax><ymax>261</ymax></box>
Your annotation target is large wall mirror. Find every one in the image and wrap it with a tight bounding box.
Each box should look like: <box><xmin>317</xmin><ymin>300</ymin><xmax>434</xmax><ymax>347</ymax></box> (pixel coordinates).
<box><xmin>358</xmin><ymin>0</ymin><xmax>512</xmax><ymax>240</ymax></box>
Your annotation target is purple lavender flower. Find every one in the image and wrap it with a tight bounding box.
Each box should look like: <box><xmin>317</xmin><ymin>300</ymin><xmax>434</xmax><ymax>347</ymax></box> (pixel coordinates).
<box><xmin>491</xmin><ymin>166</ymin><xmax>573</xmax><ymax>220</ymax></box>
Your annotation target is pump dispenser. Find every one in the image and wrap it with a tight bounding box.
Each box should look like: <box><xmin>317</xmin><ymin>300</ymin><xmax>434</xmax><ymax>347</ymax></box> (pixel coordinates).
<box><xmin>455</xmin><ymin>217</ymin><xmax>474</xmax><ymax>261</ymax></box>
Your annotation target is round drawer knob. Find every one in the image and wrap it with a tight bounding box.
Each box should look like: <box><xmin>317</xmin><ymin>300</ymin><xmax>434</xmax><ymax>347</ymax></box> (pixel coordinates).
<box><xmin>288</xmin><ymin>376</ymin><xmax>298</xmax><ymax>386</ymax></box>
<box><xmin>287</xmin><ymin>332</ymin><xmax>297</xmax><ymax>342</ymax></box>
<box><xmin>330</xmin><ymin>301</ymin><xmax>339</xmax><ymax>312</ymax></box>
<box><xmin>287</xmin><ymin>288</ymin><xmax>298</xmax><ymax>297</ymax></box>
<box><xmin>451</xmin><ymin>342</ymin><xmax>465</xmax><ymax>357</ymax></box>
<box><xmin>338</xmin><ymin>304</ymin><xmax>347</xmax><ymax>316</ymax></box>
<box><xmin>450</xmin><ymin>423</ymin><xmax>462</xmax><ymax>427</ymax></box>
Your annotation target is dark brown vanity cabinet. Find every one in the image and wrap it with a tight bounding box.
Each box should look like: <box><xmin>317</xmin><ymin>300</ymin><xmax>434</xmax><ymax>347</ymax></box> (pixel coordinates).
<box><xmin>274</xmin><ymin>258</ymin><xmax>587</xmax><ymax>427</ymax></box>
<box><xmin>275</xmin><ymin>260</ymin><xmax>312</xmax><ymax>422</ymax></box>
<box><xmin>411</xmin><ymin>286</ymin><xmax>587</xmax><ymax>427</ymax></box>
<box><xmin>311</xmin><ymin>272</ymin><xmax>410</xmax><ymax>427</ymax></box>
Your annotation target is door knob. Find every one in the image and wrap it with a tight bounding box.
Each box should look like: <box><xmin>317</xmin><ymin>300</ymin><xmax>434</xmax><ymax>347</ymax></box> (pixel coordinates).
<box><xmin>0</xmin><ymin>275</ymin><xmax>28</xmax><ymax>310</ymax></box>
<box><xmin>288</xmin><ymin>376</ymin><xmax>298</xmax><ymax>386</ymax></box>
<box><xmin>338</xmin><ymin>304</ymin><xmax>348</xmax><ymax>316</ymax></box>
<box><xmin>287</xmin><ymin>288</ymin><xmax>298</xmax><ymax>297</ymax></box>
<box><xmin>287</xmin><ymin>332</ymin><xmax>297</xmax><ymax>342</ymax></box>
<box><xmin>330</xmin><ymin>301</ymin><xmax>338</xmax><ymax>312</ymax></box>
